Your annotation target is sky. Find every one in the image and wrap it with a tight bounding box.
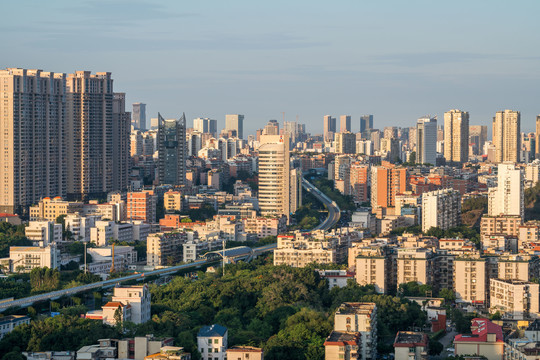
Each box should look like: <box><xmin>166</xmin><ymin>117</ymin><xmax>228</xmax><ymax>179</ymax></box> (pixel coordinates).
<box><xmin>2</xmin><ymin>0</ymin><xmax>540</xmax><ymax>136</ymax></box>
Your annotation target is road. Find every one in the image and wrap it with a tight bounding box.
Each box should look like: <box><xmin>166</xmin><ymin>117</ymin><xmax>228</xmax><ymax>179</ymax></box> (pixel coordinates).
<box><xmin>0</xmin><ymin>243</ymin><xmax>277</xmax><ymax>313</ymax></box>
<box><xmin>302</xmin><ymin>178</ymin><xmax>341</xmax><ymax>231</ymax></box>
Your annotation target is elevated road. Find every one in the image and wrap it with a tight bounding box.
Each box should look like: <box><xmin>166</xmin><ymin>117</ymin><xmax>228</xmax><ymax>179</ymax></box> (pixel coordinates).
<box><xmin>301</xmin><ymin>178</ymin><xmax>341</xmax><ymax>231</ymax></box>
<box><xmin>0</xmin><ymin>244</ymin><xmax>277</xmax><ymax>313</ymax></box>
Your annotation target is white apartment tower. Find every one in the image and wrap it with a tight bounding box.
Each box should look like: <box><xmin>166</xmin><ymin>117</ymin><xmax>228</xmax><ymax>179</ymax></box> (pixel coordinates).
<box><xmin>0</xmin><ymin>68</ymin><xmax>66</xmax><ymax>214</ymax></box>
<box><xmin>488</xmin><ymin>163</ymin><xmax>524</xmax><ymax>220</ymax></box>
<box><xmin>421</xmin><ymin>189</ymin><xmax>461</xmax><ymax>232</ymax></box>
<box><xmin>444</xmin><ymin>109</ymin><xmax>469</xmax><ymax>164</ymax></box>
<box><xmin>416</xmin><ymin>117</ymin><xmax>437</xmax><ymax>165</ymax></box>
<box><xmin>258</xmin><ymin>134</ymin><xmax>291</xmax><ymax>220</ymax></box>
<box><xmin>493</xmin><ymin>110</ymin><xmax>520</xmax><ymax>163</ymax></box>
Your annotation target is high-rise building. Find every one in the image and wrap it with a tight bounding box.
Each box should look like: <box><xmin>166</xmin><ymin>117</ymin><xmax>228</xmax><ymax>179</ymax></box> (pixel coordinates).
<box><xmin>333</xmin><ymin>302</ymin><xmax>378</xmax><ymax>360</ymax></box>
<box><xmin>350</xmin><ymin>163</ymin><xmax>369</xmax><ymax>203</ymax></box>
<box><xmin>0</xmin><ymin>68</ymin><xmax>66</xmax><ymax>214</ymax></box>
<box><xmin>488</xmin><ymin>163</ymin><xmax>524</xmax><ymax>220</ymax></box>
<box><xmin>132</xmin><ymin>102</ymin><xmax>146</xmax><ymax>130</ymax></box>
<box><xmin>193</xmin><ymin>117</ymin><xmax>217</xmax><ymax>137</ymax></box>
<box><xmin>492</xmin><ymin>110</ymin><xmax>520</xmax><ymax>163</ymax></box>
<box><xmin>370</xmin><ymin>162</ymin><xmax>408</xmax><ymax>211</ymax></box>
<box><xmin>421</xmin><ymin>189</ymin><xmax>461</xmax><ymax>232</ymax></box>
<box><xmin>335</xmin><ymin>132</ymin><xmax>356</xmax><ymax>154</ymax></box>
<box><xmin>340</xmin><ymin>115</ymin><xmax>351</xmax><ymax>133</ymax></box>
<box><xmin>283</xmin><ymin>121</ymin><xmax>297</xmax><ymax>144</ymax></box>
<box><xmin>263</xmin><ymin>119</ymin><xmax>279</xmax><ymax>135</ymax></box>
<box><xmin>225</xmin><ymin>114</ymin><xmax>244</xmax><ymax>139</ymax></box>
<box><xmin>323</xmin><ymin>115</ymin><xmax>336</xmax><ymax>141</ymax></box>
<box><xmin>158</xmin><ymin>113</ymin><xmax>187</xmax><ymax>186</ymax></box>
<box><xmin>289</xmin><ymin>168</ymin><xmax>302</xmax><ymax>215</ymax></box>
<box><xmin>444</xmin><ymin>109</ymin><xmax>470</xmax><ymax>164</ymax></box>
<box><xmin>360</xmin><ymin>114</ymin><xmax>373</xmax><ymax>133</ymax></box>
<box><xmin>258</xmin><ymin>134</ymin><xmax>290</xmax><ymax>219</ymax></box>
<box><xmin>416</xmin><ymin>116</ymin><xmax>437</xmax><ymax>165</ymax></box>
<box><xmin>112</xmin><ymin>93</ymin><xmax>131</xmax><ymax>192</ymax></box>
<box><xmin>66</xmin><ymin>71</ymin><xmax>114</xmax><ymax>201</ymax></box>
<box><xmin>536</xmin><ymin>116</ymin><xmax>540</xmax><ymax>159</ymax></box>
<box><xmin>470</xmin><ymin>125</ymin><xmax>488</xmax><ymax>155</ymax></box>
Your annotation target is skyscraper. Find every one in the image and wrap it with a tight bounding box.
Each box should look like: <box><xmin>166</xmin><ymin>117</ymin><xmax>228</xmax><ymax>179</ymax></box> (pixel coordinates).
<box><xmin>323</xmin><ymin>115</ymin><xmax>336</xmax><ymax>141</ymax></box>
<box><xmin>66</xmin><ymin>71</ymin><xmax>114</xmax><ymax>200</ymax></box>
<box><xmin>492</xmin><ymin>110</ymin><xmax>520</xmax><ymax>163</ymax></box>
<box><xmin>0</xmin><ymin>68</ymin><xmax>66</xmax><ymax>213</ymax></box>
<box><xmin>225</xmin><ymin>114</ymin><xmax>244</xmax><ymax>139</ymax></box>
<box><xmin>488</xmin><ymin>163</ymin><xmax>524</xmax><ymax>220</ymax></box>
<box><xmin>421</xmin><ymin>189</ymin><xmax>461</xmax><ymax>232</ymax></box>
<box><xmin>132</xmin><ymin>103</ymin><xmax>146</xmax><ymax>130</ymax></box>
<box><xmin>258</xmin><ymin>134</ymin><xmax>291</xmax><ymax>219</ymax></box>
<box><xmin>283</xmin><ymin>121</ymin><xmax>297</xmax><ymax>143</ymax></box>
<box><xmin>469</xmin><ymin>125</ymin><xmax>488</xmax><ymax>155</ymax></box>
<box><xmin>416</xmin><ymin>117</ymin><xmax>437</xmax><ymax>165</ymax></box>
<box><xmin>360</xmin><ymin>115</ymin><xmax>373</xmax><ymax>133</ymax></box>
<box><xmin>444</xmin><ymin>109</ymin><xmax>470</xmax><ymax>164</ymax></box>
<box><xmin>112</xmin><ymin>93</ymin><xmax>131</xmax><ymax>192</ymax></box>
<box><xmin>536</xmin><ymin>116</ymin><xmax>540</xmax><ymax>159</ymax></box>
<box><xmin>340</xmin><ymin>115</ymin><xmax>352</xmax><ymax>133</ymax></box>
<box><xmin>193</xmin><ymin>117</ymin><xmax>218</xmax><ymax>137</ymax></box>
<box><xmin>263</xmin><ymin>120</ymin><xmax>279</xmax><ymax>135</ymax></box>
<box><xmin>158</xmin><ymin>113</ymin><xmax>187</xmax><ymax>186</ymax></box>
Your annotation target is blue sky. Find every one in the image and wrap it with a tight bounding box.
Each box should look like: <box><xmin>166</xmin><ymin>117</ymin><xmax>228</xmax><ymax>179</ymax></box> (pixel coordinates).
<box><xmin>2</xmin><ymin>0</ymin><xmax>539</xmax><ymax>135</ymax></box>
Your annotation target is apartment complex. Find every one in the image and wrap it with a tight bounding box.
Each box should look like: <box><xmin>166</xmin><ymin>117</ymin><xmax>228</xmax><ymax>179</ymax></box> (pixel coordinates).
<box><xmin>9</xmin><ymin>245</ymin><xmax>60</xmax><ymax>272</ymax></box>
<box><xmin>489</xmin><ymin>279</ymin><xmax>539</xmax><ymax>319</ymax></box>
<box><xmin>158</xmin><ymin>114</ymin><xmax>187</xmax><ymax>186</ymax></box>
<box><xmin>492</xmin><ymin>109</ymin><xmax>520</xmax><ymax>163</ymax></box>
<box><xmin>111</xmin><ymin>93</ymin><xmax>131</xmax><ymax>192</ymax></box>
<box><xmin>393</xmin><ymin>332</ymin><xmax>428</xmax><ymax>360</ymax></box>
<box><xmin>370</xmin><ymin>162</ymin><xmax>407</xmax><ymax>211</ymax></box>
<box><xmin>488</xmin><ymin>163</ymin><xmax>524</xmax><ymax>220</ymax></box>
<box><xmin>444</xmin><ymin>109</ymin><xmax>469</xmax><ymax>164</ymax></box>
<box><xmin>127</xmin><ymin>191</ymin><xmax>157</xmax><ymax>223</ymax></box>
<box><xmin>333</xmin><ymin>302</ymin><xmax>378</xmax><ymax>360</ymax></box>
<box><xmin>146</xmin><ymin>232</ymin><xmax>188</xmax><ymax>266</ymax></box>
<box><xmin>421</xmin><ymin>189</ymin><xmax>461</xmax><ymax>232</ymax></box>
<box><xmin>335</xmin><ymin>131</ymin><xmax>356</xmax><ymax>154</ymax></box>
<box><xmin>416</xmin><ymin>117</ymin><xmax>437</xmax><ymax>165</ymax></box>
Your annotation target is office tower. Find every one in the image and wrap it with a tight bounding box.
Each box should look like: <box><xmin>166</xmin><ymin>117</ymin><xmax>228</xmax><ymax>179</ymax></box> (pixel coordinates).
<box><xmin>340</xmin><ymin>115</ymin><xmax>351</xmax><ymax>133</ymax></box>
<box><xmin>371</xmin><ymin>162</ymin><xmax>407</xmax><ymax>211</ymax></box>
<box><xmin>0</xmin><ymin>68</ymin><xmax>66</xmax><ymax>214</ymax></box>
<box><xmin>421</xmin><ymin>189</ymin><xmax>461</xmax><ymax>232</ymax></box>
<box><xmin>360</xmin><ymin>114</ymin><xmax>373</xmax><ymax>133</ymax></box>
<box><xmin>112</xmin><ymin>93</ymin><xmax>131</xmax><ymax>192</ymax></box>
<box><xmin>150</xmin><ymin>117</ymin><xmax>159</xmax><ymax>130</ymax></box>
<box><xmin>132</xmin><ymin>102</ymin><xmax>146</xmax><ymax>130</ymax></box>
<box><xmin>444</xmin><ymin>109</ymin><xmax>470</xmax><ymax>164</ymax></box>
<box><xmin>323</xmin><ymin>115</ymin><xmax>336</xmax><ymax>141</ymax></box>
<box><xmin>193</xmin><ymin>117</ymin><xmax>218</xmax><ymax>137</ymax></box>
<box><xmin>469</xmin><ymin>125</ymin><xmax>488</xmax><ymax>155</ymax></box>
<box><xmin>371</xmin><ymin>130</ymin><xmax>381</xmax><ymax>151</ymax></box>
<box><xmin>66</xmin><ymin>71</ymin><xmax>114</xmax><ymax>201</ymax></box>
<box><xmin>158</xmin><ymin>113</ymin><xmax>187</xmax><ymax>185</ymax></box>
<box><xmin>258</xmin><ymin>134</ymin><xmax>290</xmax><ymax>220</ymax></box>
<box><xmin>383</xmin><ymin>126</ymin><xmax>398</xmax><ymax>139</ymax></box>
<box><xmin>536</xmin><ymin>116</ymin><xmax>540</xmax><ymax>159</ymax></box>
<box><xmin>492</xmin><ymin>110</ymin><xmax>520</xmax><ymax>163</ymax></box>
<box><xmin>488</xmin><ymin>163</ymin><xmax>524</xmax><ymax>220</ymax></box>
<box><xmin>416</xmin><ymin>116</ymin><xmax>437</xmax><ymax>165</ymax></box>
<box><xmin>188</xmin><ymin>131</ymin><xmax>202</xmax><ymax>157</ymax></box>
<box><xmin>263</xmin><ymin>119</ymin><xmax>279</xmax><ymax>135</ymax></box>
<box><xmin>225</xmin><ymin>114</ymin><xmax>244</xmax><ymax>139</ymax></box>
<box><xmin>335</xmin><ymin>132</ymin><xmax>356</xmax><ymax>154</ymax></box>
<box><xmin>283</xmin><ymin>121</ymin><xmax>297</xmax><ymax>143</ymax></box>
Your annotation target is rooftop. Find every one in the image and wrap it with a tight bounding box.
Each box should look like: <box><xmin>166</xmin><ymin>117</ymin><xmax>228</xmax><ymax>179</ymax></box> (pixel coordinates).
<box><xmin>336</xmin><ymin>302</ymin><xmax>376</xmax><ymax>315</ymax></box>
<box><xmin>394</xmin><ymin>331</ymin><xmax>428</xmax><ymax>347</ymax></box>
<box><xmin>198</xmin><ymin>324</ymin><xmax>227</xmax><ymax>338</ymax></box>
<box><xmin>324</xmin><ymin>331</ymin><xmax>361</xmax><ymax>345</ymax></box>
<box><xmin>227</xmin><ymin>346</ymin><xmax>263</xmax><ymax>353</ymax></box>
<box><xmin>454</xmin><ymin>318</ymin><xmax>503</xmax><ymax>343</ymax></box>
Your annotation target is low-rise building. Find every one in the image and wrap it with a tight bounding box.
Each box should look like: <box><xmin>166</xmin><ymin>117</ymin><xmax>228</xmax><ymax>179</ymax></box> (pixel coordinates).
<box><xmin>324</xmin><ymin>331</ymin><xmax>361</xmax><ymax>360</ymax></box>
<box><xmin>393</xmin><ymin>331</ymin><xmax>428</xmax><ymax>360</ymax></box>
<box><xmin>333</xmin><ymin>302</ymin><xmax>377</xmax><ymax>360</ymax></box>
<box><xmin>144</xmin><ymin>346</ymin><xmax>191</xmax><ymax>360</ymax></box>
<box><xmin>197</xmin><ymin>324</ymin><xmax>228</xmax><ymax>360</ymax></box>
<box><xmin>454</xmin><ymin>318</ymin><xmax>504</xmax><ymax>360</ymax></box>
<box><xmin>164</xmin><ymin>190</ymin><xmax>183</xmax><ymax>213</ymax></box>
<box><xmin>319</xmin><ymin>270</ymin><xmax>355</xmax><ymax>289</ymax></box>
<box><xmin>489</xmin><ymin>279</ymin><xmax>539</xmax><ymax>319</ymax></box>
<box><xmin>0</xmin><ymin>315</ymin><xmax>30</xmax><ymax>340</ymax></box>
<box><xmin>9</xmin><ymin>245</ymin><xmax>60</xmax><ymax>272</ymax></box>
<box><xmin>25</xmin><ymin>221</ymin><xmax>62</xmax><ymax>247</ymax></box>
<box><xmin>242</xmin><ymin>216</ymin><xmax>286</xmax><ymax>238</ymax></box>
<box><xmin>112</xmin><ymin>285</ymin><xmax>151</xmax><ymax>324</ymax></box>
<box><xmin>226</xmin><ymin>346</ymin><xmax>263</xmax><ymax>360</ymax></box>
<box><xmin>147</xmin><ymin>232</ymin><xmax>188</xmax><ymax>267</ymax></box>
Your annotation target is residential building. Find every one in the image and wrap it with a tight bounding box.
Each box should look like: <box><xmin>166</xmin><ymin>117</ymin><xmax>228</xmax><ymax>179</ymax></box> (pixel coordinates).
<box><xmin>0</xmin><ymin>68</ymin><xmax>66</xmax><ymax>214</ymax></box>
<box><xmin>102</xmin><ymin>301</ymin><xmax>131</xmax><ymax>326</ymax></box>
<box><xmin>242</xmin><ymin>216</ymin><xmax>287</xmax><ymax>238</ymax></box>
<box><xmin>146</xmin><ymin>232</ymin><xmax>188</xmax><ymax>266</ymax></box>
<box><xmin>145</xmin><ymin>347</ymin><xmax>191</xmax><ymax>360</ymax></box>
<box><xmin>273</xmin><ymin>232</ymin><xmax>348</xmax><ymax>267</ymax></box>
<box><xmin>454</xmin><ymin>318</ymin><xmax>504</xmax><ymax>360</ymax></box>
<box><xmin>112</xmin><ymin>93</ymin><xmax>131</xmax><ymax>192</ymax></box>
<box><xmin>324</xmin><ymin>331</ymin><xmax>361</xmax><ymax>360</ymax></box>
<box><xmin>360</xmin><ymin>115</ymin><xmax>373</xmax><ymax>133</ymax></box>
<box><xmin>397</xmin><ymin>248</ymin><xmax>435</xmax><ymax>288</ymax></box>
<box><xmin>0</xmin><ymin>315</ymin><xmax>31</xmax><ymax>340</ymax></box>
<box><xmin>444</xmin><ymin>109</ymin><xmax>469</xmax><ymax>164</ymax></box>
<box><xmin>226</xmin><ymin>347</ymin><xmax>263</xmax><ymax>360</ymax></box>
<box><xmin>29</xmin><ymin>197</ymin><xmax>83</xmax><ymax>221</ymax></box>
<box><xmin>66</xmin><ymin>71</ymin><xmax>114</xmax><ymax>201</ymax></box>
<box><xmin>9</xmin><ymin>245</ymin><xmax>60</xmax><ymax>272</ymax></box>
<box><xmin>112</xmin><ymin>285</ymin><xmax>151</xmax><ymax>324</ymax></box>
<box><xmin>354</xmin><ymin>246</ymin><xmax>391</xmax><ymax>294</ymax></box>
<box><xmin>335</xmin><ymin>131</ymin><xmax>356</xmax><ymax>154</ymax></box>
<box><xmin>416</xmin><ymin>117</ymin><xmax>437</xmax><ymax>165</ymax></box>
<box><xmin>453</xmin><ymin>256</ymin><xmax>492</xmax><ymax>306</ymax></box>
<box><xmin>65</xmin><ymin>213</ymin><xmax>99</xmax><ymax>242</ymax></box>
<box><xmin>334</xmin><ymin>302</ymin><xmax>377</xmax><ymax>360</ymax></box>
<box><xmin>421</xmin><ymin>189</ymin><xmax>461</xmax><ymax>232</ymax></box>
<box><xmin>290</xmin><ymin>168</ymin><xmax>302</xmax><ymax>215</ymax></box>
<box><xmin>158</xmin><ymin>114</ymin><xmax>187</xmax><ymax>186</ymax></box>
<box><xmin>225</xmin><ymin>114</ymin><xmax>244</xmax><ymax>139</ymax></box>
<box><xmin>537</xmin><ymin>116</ymin><xmax>540</xmax><ymax>159</ymax></box>
<box><xmin>197</xmin><ymin>324</ymin><xmax>228</xmax><ymax>360</ymax></box>
<box><xmin>489</xmin><ymin>279</ymin><xmax>539</xmax><ymax>319</ymax></box>
<box><xmin>262</xmin><ymin>119</ymin><xmax>279</xmax><ymax>136</ymax></box>
<box><xmin>164</xmin><ymin>190</ymin><xmax>182</xmax><ymax>213</ymax></box>
<box><xmin>25</xmin><ymin>221</ymin><xmax>62</xmax><ymax>246</ymax></box>
<box><xmin>371</xmin><ymin>162</ymin><xmax>407</xmax><ymax>211</ymax></box>
<box><xmin>488</xmin><ymin>163</ymin><xmax>524</xmax><ymax>220</ymax></box>
<box><xmin>350</xmin><ymin>163</ymin><xmax>369</xmax><ymax>203</ymax></box>
<box><xmin>127</xmin><ymin>191</ymin><xmax>157</xmax><ymax>223</ymax></box>
<box><xmin>469</xmin><ymin>125</ymin><xmax>488</xmax><ymax>156</ymax></box>
<box><xmin>480</xmin><ymin>215</ymin><xmax>522</xmax><ymax>237</ymax></box>
<box><xmin>133</xmin><ymin>103</ymin><xmax>146</xmax><ymax>130</ymax></box>
<box><xmin>393</xmin><ymin>332</ymin><xmax>428</xmax><ymax>360</ymax></box>
<box><xmin>258</xmin><ymin>134</ymin><xmax>291</xmax><ymax>219</ymax></box>
<box><xmin>492</xmin><ymin>109</ymin><xmax>520</xmax><ymax>163</ymax></box>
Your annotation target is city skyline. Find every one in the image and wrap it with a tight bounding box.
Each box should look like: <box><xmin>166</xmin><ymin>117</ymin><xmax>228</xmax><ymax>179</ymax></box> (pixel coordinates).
<box><xmin>2</xmin><ymin>1</ymin><xmax>540</xmax><ymax>135</ymax></box>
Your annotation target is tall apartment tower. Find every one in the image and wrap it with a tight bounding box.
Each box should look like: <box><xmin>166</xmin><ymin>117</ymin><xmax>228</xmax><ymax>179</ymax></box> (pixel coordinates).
<box><xmin>536</xmin><ymin>116</ymin><xmax>540</xmax><ymax>159</ymax></box>
<box><xmin>492</xmin><ymin>110</ymin><xmax>520</xmax><ymax>163</ymax></box>
<box><xmin>444</xmin><ymin>109</ymin><xmax>469</xmax><ymax>164</ymax></box>
<box><xmin>0</xmin><ymin>68</ymin><xmax>66</xmax><ymax>213</ymax></box>
<box><xmin>416</xmin><ymin>116</ymin><xmax>437</xmax><ymax>165</ymax></box>
<box><xmin>158</xmin><ymin>113</ymin><xmax>187</xmax><ymax>186</ymax></box>
<box><xmin>335</xmin><ymin>132</ymin><xmax>356</xmax><ymax>154</ymax></box>
<box><xmin>488</xmin><ymin>163</ymin><xmax>524</xmax><ymax>220</ymax></box>
<box><xmin>469</xmin><ymin>125</ymin><xmax>488</xmax><ymax>155</ymax></box>
<box><xmin>323</xmin><ymin>115</ymin><xmax>336</xmax><ymax>141</ymax></box>
<box><xmin>421</xmin><ymin>189</ymin><xmax>461</xmax><ymax>232</ymax></box>
<box><xmin>132</xmin><ymin>102</ymin><xmax>146</xmax><ymax>130</ymax></box>
<box><xmin>225</xmin><ymin>114</ymin><xmax>244</xmax><ymax>139</ymax></box>
<box><xmin>360</xmin><ymin>114</ymin><xmax>373</xmax><ymax>133</ymax></box>
<box><xmin>340</xmin><ymin>115</ymin><xmax>351</xmax><ymax>133</ymax></box>
<box><xmin>112</xmin><ymin>93</ymin><xmax>131</xmax><ymax>191</ymax></box>
<box><xmin>263</xmin><ymin>119</ymin><xmax>279</xmax><ymax>135</ymax></box>
<box><xmin>371</xmin><ymin>162</ymin><xmax>408</xmax><ymax>211</ymax></box>
<box><xmin>258</xmin><ymin>134</ymin><xmax>290</xmax><ymax>220</ymax></box>
<box><xmin>66</xmin><ymin>71</ymin><xmax>114</xmax><ymax>201</ymax></box>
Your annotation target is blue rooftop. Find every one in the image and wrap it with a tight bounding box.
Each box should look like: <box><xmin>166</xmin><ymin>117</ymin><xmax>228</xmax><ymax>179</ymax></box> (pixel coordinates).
<box><xmin>198</xmin><ymin>324</ymin><xmax>228</xmax><ymax>337</ymax></box>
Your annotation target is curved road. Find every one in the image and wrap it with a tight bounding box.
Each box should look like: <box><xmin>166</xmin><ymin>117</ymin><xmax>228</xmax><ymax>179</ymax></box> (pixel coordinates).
<box><xmin>302</xmin><ymin>178</ymin><xmax>341</xmax><ymax>231</ymax></box>
<box><xmin>0</xmin><ymin>180</ymin><xmax>338</xmax><ymax>313</ymax></box>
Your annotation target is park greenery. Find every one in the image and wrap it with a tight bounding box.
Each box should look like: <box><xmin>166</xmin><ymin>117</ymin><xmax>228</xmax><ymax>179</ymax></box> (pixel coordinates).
<box><xmin>0</xmin><ymin>222</ymin><xmax>31</xmax><ymax>259</ymax></box>
<box><xmin>0</xmin><ymin>257</ymin><xmax>427</xmax><ymax>360</ymax></box>
<box><xmin>525</xmin><ymin>181</ymin><xmax>540</xmax><ymax>220</ymax></box>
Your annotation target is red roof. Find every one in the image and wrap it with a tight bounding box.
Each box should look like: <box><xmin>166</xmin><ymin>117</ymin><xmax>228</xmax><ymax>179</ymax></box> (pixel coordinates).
<box><xmin>103</xmin><ymin>301</ymin><xmax>129</xmax><ymax>308</ymax></box>
<box><xmin>0</xmin><ymin>213</ymin><xmax>18</xmax><ymax>217</ymax></box>
<box><xmin>454</xmin><ymin>318</ymin><xmax>503</xmax><ymax>343</ymax></box>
